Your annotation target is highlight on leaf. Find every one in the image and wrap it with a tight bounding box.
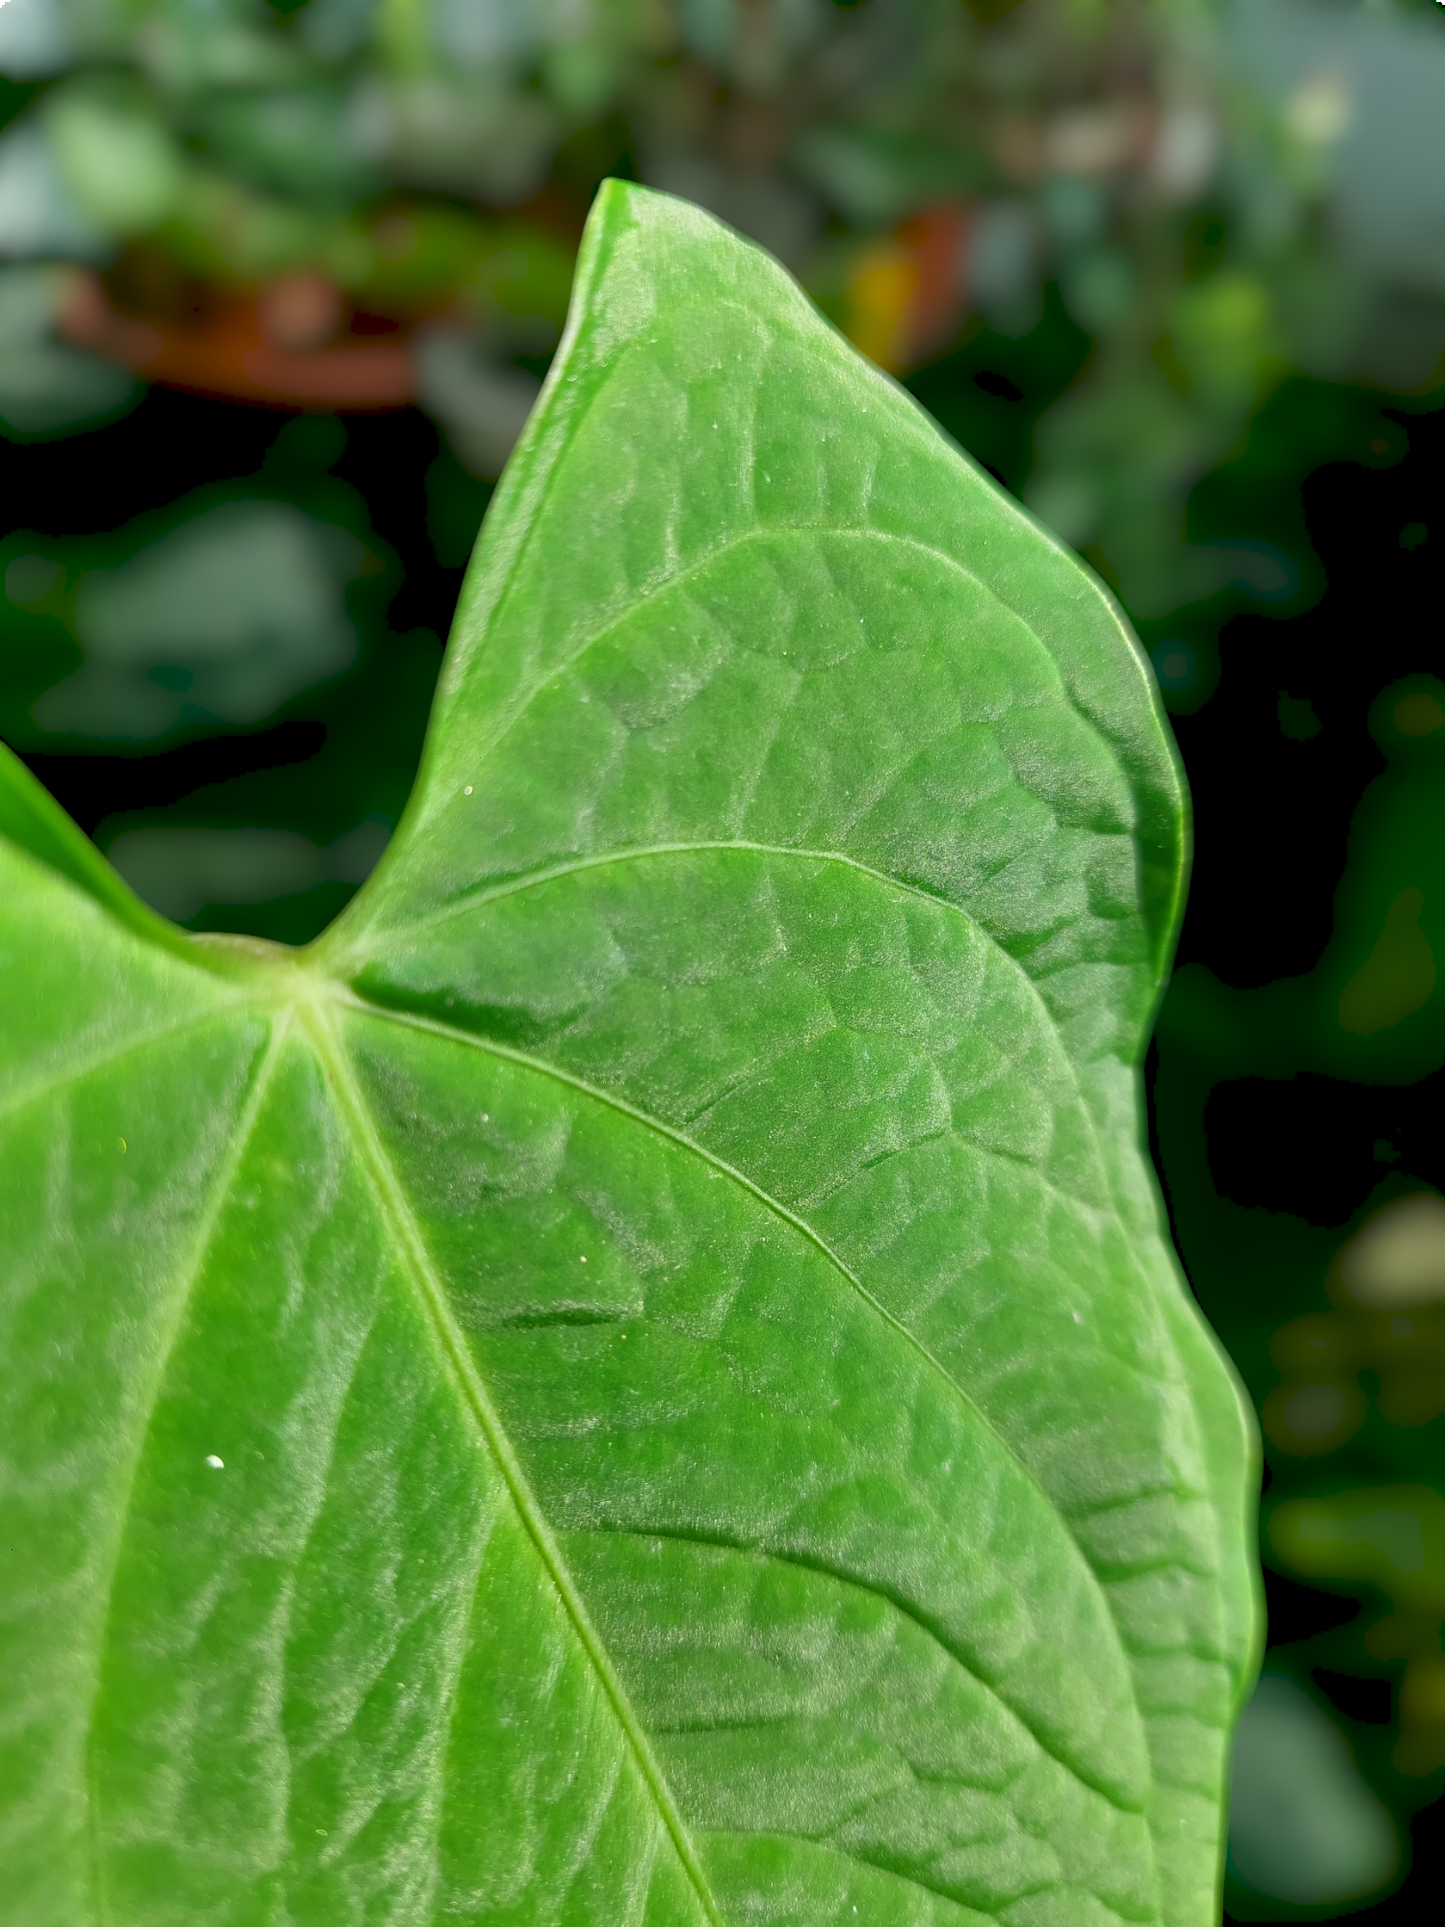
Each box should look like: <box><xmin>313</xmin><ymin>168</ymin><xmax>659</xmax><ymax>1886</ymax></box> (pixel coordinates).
<box><xmin>0</xmin><ymin>180</ymin><xmax>1258</xmax><ymax>1927</ymax></box>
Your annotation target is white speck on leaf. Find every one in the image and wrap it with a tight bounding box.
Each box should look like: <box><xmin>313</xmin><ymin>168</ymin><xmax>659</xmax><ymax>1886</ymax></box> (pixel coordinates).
<box><xmin>205</xmin><ymin>1455</ymin><xmax>224</xmax><ymax>1470</ymax></box>
<box><xmin>1071</xmin><ymin>1310</ymin><xmax>1082</xmax><ymax>1325</ymax></box>
<box><xmin>463</xmin><ymin>785</ymin><xmax>473</xmax><ymax>796</ymax></box>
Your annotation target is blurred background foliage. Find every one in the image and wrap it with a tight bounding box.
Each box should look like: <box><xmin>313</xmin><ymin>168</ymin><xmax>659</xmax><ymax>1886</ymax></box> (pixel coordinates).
<box><xmin>1</xmin><ymin>0</ymin><xmax>1443</xmax><ymax>1914</ymax></box>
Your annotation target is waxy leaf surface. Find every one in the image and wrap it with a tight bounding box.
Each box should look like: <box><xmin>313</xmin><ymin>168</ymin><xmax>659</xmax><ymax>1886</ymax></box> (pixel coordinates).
<box><xmin>0</xmin><ymin>183</ymin><xmax>1257</xmax><ymax>1927</ymax></box>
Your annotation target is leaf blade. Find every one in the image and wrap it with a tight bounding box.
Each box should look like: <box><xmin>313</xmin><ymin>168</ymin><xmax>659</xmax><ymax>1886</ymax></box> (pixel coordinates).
<box><xmin>1</xmin><ymin>180</ymin><xmax>1257</xmax><ymax>1927</ymax></box>
<box><xmin>322</xmin><ymin>179</ymin><xmax>1251</xmax><ymax>1920</ymax></box>
<box><xmin>0</xmin><ymin>840</ymin><xmax>271</xmax><ymax>1923</ymax></box>
<box><xmin>326</xmin><ymin>181</ymin><xmax>1185</xmax><ymax>1030</ymax></box>
<box><xmin>339</xmin><ymin>998</ymin><xmax>1161</xmax><ymax>1921</ymax></box>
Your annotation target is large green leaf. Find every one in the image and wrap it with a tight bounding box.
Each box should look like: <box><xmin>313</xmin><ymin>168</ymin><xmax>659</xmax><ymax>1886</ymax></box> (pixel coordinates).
<box><xmin>0</xmin><ymin>182</ymin><xmax>1258</xmax><ymax>1927</ymax></box>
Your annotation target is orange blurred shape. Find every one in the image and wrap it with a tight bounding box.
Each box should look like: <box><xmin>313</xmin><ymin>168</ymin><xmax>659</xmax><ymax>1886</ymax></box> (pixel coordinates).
<box><xmin>258</xmin><ymin>271</ymin><xmax>344</xmax><ymax>352</ymax></box>
<box><xmin>58</xmin><ymin>268</ymin><xmax>415</xmax><ymax>410</ymax></box>
<box><xmin>846</xmin><ymin>206</ymin><xmax>968</xmax><ymax>374</ymax></box>
<box><xmin>897</xmin><ymin>206</ymin><xmax>970</xmax><ymax>358</ymax></box>
<box><xmin>56</xmin><ymin>267</ymin><xmax>161</xmax><ymax>368</ymax></box>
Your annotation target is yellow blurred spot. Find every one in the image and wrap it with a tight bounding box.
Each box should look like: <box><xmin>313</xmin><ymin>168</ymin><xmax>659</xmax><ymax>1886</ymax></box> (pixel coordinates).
<box><xmin>846</xmin><ymin>242</ymin><xmax>919</xmax><ymax>374</ymax></box>
<box><xmin>1394</xmin><ymin>691</ymin><xmax>1445</xmax><ymax>737</ymax></box>
<box><xmin>116</xmin><ymin>1137</ymin><xmax>126</xmax><ymax>1153</ymax></box>
<box><xmin>1339</xmin><ymin>888</ymin><xmax>1435</xmax><ymax>1034</ymax></box>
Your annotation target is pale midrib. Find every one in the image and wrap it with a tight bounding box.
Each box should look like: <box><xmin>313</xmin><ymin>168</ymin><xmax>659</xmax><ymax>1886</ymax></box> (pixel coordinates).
<box><xmin>297</xmin><ymin>1000</ymin><xmax>726</xmax><ymax>1927</ymax></box>
<box><xmin>338</xmin><ymin>992</ymin><xmax>1152</xmax><ymax>1824</ymax></box>
<box><xmin>84</xmin><ymin>1012</ymin><xmax>290</xmax><ymax>1927</ymax></box>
